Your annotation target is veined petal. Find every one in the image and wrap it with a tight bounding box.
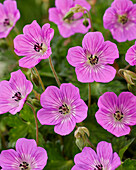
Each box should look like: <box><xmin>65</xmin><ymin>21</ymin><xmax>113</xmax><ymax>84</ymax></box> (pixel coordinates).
<box><xmin>111</xmin><ymin>152</ymin><xmax>121</xmax><ymax>170</ymax></box>
<box><xmin>49</xmin><ymin>8</ymin><xmax>63</xmax><ymax>25</ymax></box>
<box><xmin>55</xmin><ymin>0</ymin><xmax>73</xmax><ymax>14</ymax></box>
<box><xmin>98</xmin><ymin>41</ymin><xmax>119</xmax><ymax>64</ymax></box>
<box><xmin>0</xmin><ymin>149</ymin><xmax>20</xmax><ymax>170</ymax></box>
<box><xmin>125</xmin><ymin>42</ymin><xmax>136</xmax><ymax>66</ymax></box>
<box><xmin>82</xmin><ymin>32</ymin><xmax>104</xmax><ymax>55</ymax></box>
<box><xmin>93</xmin><ymin>65</ymin><xmax>116</xmax><ymax>83</ymax></box>
<box><xmin>67</xmin><ymin>46</ymin><xmax>87</xmax><ymax>67</ymax></box>
<box><xmin>37</xmin><ymin>108</ymin><xmax>62</xmax><ymax>125</ymax></box>
<box><xmin>54</xmin><ymin>115</ymin><xmax>76</xmax><ymax>135</ymax></box>
<box><xmin>75</xmin><ymin>63</ymin><xmax>94</xmax><ymax>83</ymax></box>
<box><xmin>23</xmin><ymin>20</ymin><xmax>42</xmax><ymax>43</ymax></box>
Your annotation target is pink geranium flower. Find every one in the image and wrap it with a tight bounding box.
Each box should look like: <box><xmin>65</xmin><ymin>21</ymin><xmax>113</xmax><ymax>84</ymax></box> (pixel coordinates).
<box><xmin>37</xmin><ymin>83</ymin><xmax>88</xmax><ymax>136</ymax></box>
<box><xmin>125</xmin><ymin>41</ymin><xmax>136</xmax><ymax>66</ymax></box>
<box><xmin>14</xmin><ymin>20</ymin><xmax>54</xmax><ymax>68</ymax></box>
<box><xmin>67</xmin><ymin>32</ymin><xmax>119</xmax><ymax>83</ymax></box>
<box><xmin>95</xmin><ymin>92</ymin><xmax>136</xmax><ymax>137</ymax></box>
<box><xmin>103</xmin><ymin>0</ymin><xmax>136</xmax><ymax>42</ymax></box>
<box><xmin>0</xmin><ymin>0</ymin><xmax>20</xmax><ymax>38</ymax></box>
<box><xmin>72</xmin><ymin>141</ymin><xmax>121</xmax><ymax>170</ymax></box>
<box><xmin>0</xmin><ymin>138</ymin><xmax>48</xmax><ymax>170</ymax></box>
<box><xmin>49</xmin><ymin>0</ymin><xmax>91</xmax><ymax>38</ymax></box>
<box><xmin>0</xmin><ymin>70</ymin><xmax>33</xmax><ymax>115</ymax></box>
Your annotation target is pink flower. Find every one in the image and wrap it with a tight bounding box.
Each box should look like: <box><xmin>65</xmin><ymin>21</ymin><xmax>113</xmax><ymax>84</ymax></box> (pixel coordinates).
<box><xmin>95</xmin><ymin>92</ymin><xmax>136</xmax><ymax>137</ymax></box>
<box><xmin>66</xmin><ymin>32</ymin><xmax>119</xmax><ymax>83</ymax></box>
<box><xmin>0</xmin><ymin>70</ymin><xmax>33</xmax><ymax>115</ymax></box>
<box><xmin>49</xmin><ymin>0</ymin><xmax>91</xmax><ymax>38</ymax></box>
<box><xmin>72</xmin><ymin>141</ymin><xmax>121</xmax><ymax>170</ymax></box>
<box><xmin>0</xmin><ymin>0</ymin><xmax>20</xmax><ymax>38</ymax></box>
<box><xmin>14</xmin><ymin>20</ymin><xmax>54</xmax><ymax>68</ymax></box>
<box><xmin>0</xmin><ymin>138</ymin><xmax>48</xmax><ymax>170</ymax></box>
<box><xmin>125</xmin><ymin>41</ymin><xmax>136</xmax><ymax>66</ymax></box>
<box><xmin>37</xmin><ymin>83</ymin><xmax>88</xmax><ymax>136</ymax></box>
<box><xmin>103</xmin><ymin>0</ymin><xmax>136</xmax><ymax>42</ymax></box>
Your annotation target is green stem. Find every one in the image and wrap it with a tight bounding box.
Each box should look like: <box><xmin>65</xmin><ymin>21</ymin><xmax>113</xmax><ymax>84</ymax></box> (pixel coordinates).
<box><xmin>26</xmin><ymin>102</ymin><xmax>39</xmax><ymax>145</ymax></box>
<box><xmin>85</xmin><ymin>9</ymin><xmax>93</xmax><ymax>32</ymax></box>
<box><xmin>49</xmin><ymin>56</ymin><xmax>61</xmax><ymax>87</ymax></box>
<box><xmin>88</xmin><ymin>83</ymin><xmax>91</xmax><ymax>108</ymax></box>
<box><xmin>86</xmin><ymin>137</ymin><xmax>96</xmax><ymax>150</ymax></box>
<box><xmin>34</xmin><ymin>67</ymin><xmax>45</xmax><ymax>91</ymax></box>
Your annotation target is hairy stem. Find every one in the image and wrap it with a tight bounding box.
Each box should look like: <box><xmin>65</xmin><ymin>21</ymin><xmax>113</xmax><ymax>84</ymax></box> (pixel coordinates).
<box><xmin>34</xmin><ymin>67</ymin><xmax>45</xmax><ymax>91</ymax></box>
<box><xmin>26</xmin><ymin>102</ymin><xmax>39</xmax><ymax>145</ymax></box>
<box><xmin>49</xmin><ymin>56</ymin><xmax>61</xmax><ymax>87</ymax></box>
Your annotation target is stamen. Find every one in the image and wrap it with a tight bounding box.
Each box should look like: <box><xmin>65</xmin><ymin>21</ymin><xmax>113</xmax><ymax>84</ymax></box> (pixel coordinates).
<box><xmin>118</xmin><ymin>15</ymin><xmax>128</xmax><ymax>25</ymax></box>
<box><xmin>59</xmin><ymin>104</ymin><xmax>69</xmax><ymax>114</ymax></box>
<box><xmin>3</xmin><ymin>18</ymin><xmax>10</xmax><ymax>26</ymax></box>
<box><xmin>19</xmin><ymin>162</ymin><xmax>29</xmax><ymax>170</ymax></box>
<box><xmin>114</xmin><ymin>110</ymin><xmax>124</xmax><ymax>121</ymax></box>
<box><xmin>94</xmin><ymin>164</ymin><xmax>103</xmax><ymax>170</ymax></box>
<box><xmin>88</xmin><ymin>54</ymin><xmax>98</xmax><ymax>65</ymax></box>
<box><xmin>12</xmin><ymin>92</ymin><xmax>22</xmax><ymax>101</ymax></box>
<box><xmin>34</xmin><ymin>42</ymin><xmax>43</xmax><ymax>52</ymax></box>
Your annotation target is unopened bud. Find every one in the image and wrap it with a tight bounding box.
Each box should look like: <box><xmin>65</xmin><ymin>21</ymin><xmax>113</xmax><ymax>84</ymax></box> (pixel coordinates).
<box><xmin>127</xmin><ymin>84</ymin><xmax>136</xmax><ymax>95</ymax></box>
<box><xmin>31</xmin><ymin>69</ymin><xmax>40</xmax><ymax>86</ymax></box>
<box><xmin>63</xmin><ymin>11</ymin><xmax>74</xmax><ymax>20</ymax></box>
<box><xmin>83</xmin><ymin>19</ymin><xmax>89</xmax><ymax>27</ymax></box>
<box><xmin>31</xmin><ymin>98</ymin><xmax>41</xmax><ymax>108</ymax></box>
<box><xmin>74</xmin><ymin>127</ymin><xmax>90</xmax><ymax>150</ymax></box>
<box><xmin>119</xmin><ymin>69</ymin><xmax>136</xmax><ymax>85</ymax></box>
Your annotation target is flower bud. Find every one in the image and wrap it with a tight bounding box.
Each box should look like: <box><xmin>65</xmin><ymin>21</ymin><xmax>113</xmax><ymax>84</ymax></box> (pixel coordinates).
<box><xmin>118</xmin><ymin>69</ymin><xmax>136</xmax><ymax>85</ymax></box>
<box><xmin>127</xmin><ymin>84</ymin><xmax>136</xmax><ymax>95</ymax></box>
<box><xmin>83</xmin><ymin>19</ymin><xmax>89</xmax><ymax>27</ymax></box>
<box><xmin>31</xmin><ymin>98</ymin><xmax>41</xmax><ymax>108</ymax></box>
<box><xmin>63</xmin><ymin>11</ymin><xmax>74</xmax><ymax>20</ymax></box>
<box><xmin>31</xmin><ymin>69</ymin><xmax>40</xmax><ymax>86</ymax></box>
<box><xmin>74</xmin><ymin>126</ymin><xmax>90</xmax><ymax>150</ymax></box>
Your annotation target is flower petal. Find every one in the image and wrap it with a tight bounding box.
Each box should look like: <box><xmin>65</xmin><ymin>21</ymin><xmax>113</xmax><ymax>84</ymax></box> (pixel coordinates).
<box><xmin>37</xmin><ymin>108</ymin><xmax>62</xmax><ymax>125</ymax></box>
<box><xmin>42</xmin><ymin>23</ymin><xmax>54</xmax><ymax>44</ymax></box>
<box><xmin>97</xmin><ymin>141</ymin><xmax>113</xmax><ymax>167</ymax></box>
<box><xmin>98</xmin><ymin>41</ymin><xmax>119</xmax><ymax>64</ymax></box>
<box><xmin>14</xmin><ymin>34</ymin><xmax>35</xmax><ymax>56</ymax></box>
<box><xmin>19</xmin><ymin>55</ymin><xmax>41</xmax><ymax>68</ymax></box>
<box><xmin>49</xmin><ymin>8</ymin><xmax>63</xmax><ymax>25</ymax></box>
<box><xmin>74</xmin><ymin>147</ymin><xmax>99</xmax><ymax>169</ymax></box>
<box><xmin>23</xmin><ymin>20</ymin><xmax>42</xmax><ymax>43</ymax></box>
<box><xmin>93</xmin><ymin>65</ymin><xmax>116</xmax><ymax>83</ymax></box>
<box><xmin>40</xmin><ymin>86</ymin><xmax>62</xmax><ymax>108</ymax></box>
<box><xmin>82</xmin><ymin>32</ymin><xmax>104</xmax><ymax>55</ymax></box>
<box><xmin>75</xmin><ymin>63</ymin><xmax>94</xmax><ymax>83</ymax></box>
<box><xmin>54</xmin><ymin>116</ymin><xmax>76</xmax><ymax>135</ymax></box>
<box><xmin>118</xmin><ymin>92</ymin><xmax>136</xmax><ymax>126</ymax></box>
<box><xmin>111</xmin><ymin>152</ymin><xmax>121</xmax><ymax>169</ymax></box>
<box><xmin>67</xmin><ymin>46</ymin><xmax>87</xmax><ymax>67</ymax></box>
<box><xmin>55</xmin><ymin>0</ymin><xmax>73</xmax><ymax>14</ymax></box>
<box><xmin>125</xmin><ymin>42</ymin><xmax>136</xmax><ymax>66</ymax></box>
<box><xmin>0</xmin><ymin>149</ymin><xmax>20</xmax><ymax>170</ymax></box>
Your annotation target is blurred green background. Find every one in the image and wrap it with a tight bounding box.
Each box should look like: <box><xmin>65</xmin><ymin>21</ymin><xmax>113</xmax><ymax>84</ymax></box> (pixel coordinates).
<box><xmin>0</xmin><ymin>0</ymin><xmax>136</xmax><ymax>169</ymax></box>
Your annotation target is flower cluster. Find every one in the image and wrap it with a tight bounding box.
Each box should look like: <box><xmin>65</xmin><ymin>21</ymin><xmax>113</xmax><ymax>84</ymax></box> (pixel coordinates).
<box><xmin>0</xmin><ymin>0</ymin><xmax>136</xmax><ymax>169</ymax></box>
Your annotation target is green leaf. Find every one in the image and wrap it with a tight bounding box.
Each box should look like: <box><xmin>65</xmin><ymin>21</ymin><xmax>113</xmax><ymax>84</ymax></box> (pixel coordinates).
<box><xmin>117</xmin><ymin>159</ymin><xmax>136</xmax><ymax>170</ymax></box>
<box><xmin>119</xmin><ymin>138</ymin><xmax>135</xmax><ymax>160</ymax></box>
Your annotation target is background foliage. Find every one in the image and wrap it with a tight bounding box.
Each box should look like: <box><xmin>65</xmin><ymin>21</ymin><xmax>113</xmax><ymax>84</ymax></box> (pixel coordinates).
<box><xmin>0</xmin><ymin>0</ymin><xmax>136</xmax><ymax>169</ymax></box>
